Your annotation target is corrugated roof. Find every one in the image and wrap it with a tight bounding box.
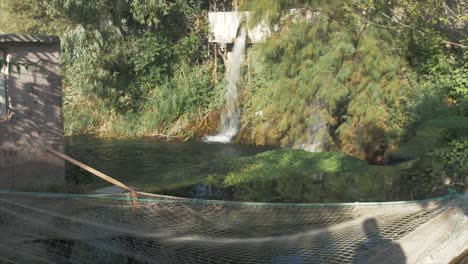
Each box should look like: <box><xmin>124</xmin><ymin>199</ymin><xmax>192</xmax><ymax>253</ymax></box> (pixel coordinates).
<box><xmin>0</xmin><ymin>34</ymin><xmax>60</xmax><ymax>44</ymax></box>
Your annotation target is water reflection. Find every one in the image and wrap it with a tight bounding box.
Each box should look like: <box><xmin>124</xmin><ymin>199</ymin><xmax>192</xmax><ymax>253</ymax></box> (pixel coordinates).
<box><xmin>163</xmin><ymin>168</ymin><xmax>408</xmax><ymax>203</ymax></box>
<box><xmin>67</xmin><ymin>136</ymin><xmax>412</xmax><ymax>203</ymax></box>
<box><xmin>65</xmin><ymin>136</ymin><xmax>275</xmax><ymax>191</ymax></box>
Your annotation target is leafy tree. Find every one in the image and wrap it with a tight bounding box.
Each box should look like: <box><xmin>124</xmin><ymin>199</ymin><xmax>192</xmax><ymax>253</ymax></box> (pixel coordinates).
<box><xmin>344</xmin><ymin>0</ymin><xmax>467</xmax><ymax>118</ymax></box>
<box><xmin>343</xmin><ymin>0</ymin><xmax>467</xmax><ymax>49</ymax></box>
<box><xmin>239</xmin><ymin>1</ymin><xmax>408</xmax><ymax>162</ymax></box>
<box><xmin>237</xmin><ymin>0</ymin><xmax>466</xmax><ymax>165</ymax></box>
<box><xmin>1</xmin><ymin>0</ymin><xmax>215</xmax><ymax>136</ymax></box>
<box><xmin>2</xmin><ymin>0</ymin><xmax>465</xmax><ymax>170</ymax></box>
<box><xmin>0</xmin><ymin>0</ymin><xmax>71</xmax><ymax>34</ymax></box>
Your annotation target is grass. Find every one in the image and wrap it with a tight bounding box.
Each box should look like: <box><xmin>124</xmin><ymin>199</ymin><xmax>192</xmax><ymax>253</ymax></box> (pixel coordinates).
<box><xmin>199</xmin><ymin>149</ymin><xmax>370</xmax><ymax>187</ymax></box>
<box><xmin>192</xmin><ymin>149</ymin><xmax>405</xmax><ymax>202</ymax></box>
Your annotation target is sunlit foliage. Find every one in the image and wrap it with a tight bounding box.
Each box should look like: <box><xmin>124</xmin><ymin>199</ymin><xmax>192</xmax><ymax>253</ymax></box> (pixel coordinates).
<box><xmin>237</xmin><ymin>0</ymin><xmax>466</xmax><ymax>163</ymax></box>
<box><xmin>397</xmin><ymin>116</ymin><xmax>468</xmax><ymax>196</ymax></box>
<box><xmin>1</xmin><ymin>0</ymin><xmax>216</xmax><ymax>136</ymax></box>
<box><xmin>1</xmin><ymin>0</ymin><xmax>465</xmax><ymax>167</ymax></box>
<box><xmin>239</xmin><ymin>3</ymin><xmax>407</xmax><ymax>161</ymax></box>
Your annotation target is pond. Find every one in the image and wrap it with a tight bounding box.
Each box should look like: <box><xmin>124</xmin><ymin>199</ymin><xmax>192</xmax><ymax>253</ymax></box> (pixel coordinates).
<box><xmin>66</xmin><ymin>136</ymin><xmax>422</xmax><ymax>203</ymax></box>
<box><xmin>65</xmin><ymin>136</ymin><xmax>274</xmax><ymax>191</ymax></box>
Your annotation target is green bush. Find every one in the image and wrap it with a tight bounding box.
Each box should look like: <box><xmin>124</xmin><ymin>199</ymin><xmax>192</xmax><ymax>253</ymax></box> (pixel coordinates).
<box><xmin>397</xmin><ymin>117</ymin><xmax>468</xmax><ymax>197</ymax></box>
<box><xmin>241</xmin><ymin>14</ymin><xmax>408</xmax><ymax>161</ymax></box>
<box><xmin>396</xmin><ymin>116</ymin><xmax>468</xmax><ymax>158</ymax></box>
<box><xmin>63</xmin><ymin>101</ymin><xmax>97</xmax><ymax>135</ymax></box>
<box><xmin>137</xmin><ymin>62</ymin><xmax>221</xmax><ymax>136</ymax></box>
<box><xmin>426</xmin><ymin>138</ymin><xmax>468</xmax><ymax>184</ymax></box>
<box><xmin>401</xmin><ymin>137</ymin><xmax>468</xmax><ymax>197</ymax></box>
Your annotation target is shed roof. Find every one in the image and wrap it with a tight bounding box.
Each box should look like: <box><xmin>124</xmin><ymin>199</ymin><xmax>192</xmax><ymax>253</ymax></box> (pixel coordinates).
<box><xmin>0</xmin><ymin>34</ymin><xmax>60</xmax><ymax>44</ymax></box>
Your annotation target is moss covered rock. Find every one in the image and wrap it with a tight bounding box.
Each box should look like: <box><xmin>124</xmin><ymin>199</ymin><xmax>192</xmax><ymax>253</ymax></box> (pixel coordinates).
<box><xmin>173</xmin><ymin>149</ymin><xmax>406</xmax><ymax>203</ymax></box>
<box><xmin>202</xmin><ymin>150</ymin><xmax>367</xmax><ymax>186</ymax></box>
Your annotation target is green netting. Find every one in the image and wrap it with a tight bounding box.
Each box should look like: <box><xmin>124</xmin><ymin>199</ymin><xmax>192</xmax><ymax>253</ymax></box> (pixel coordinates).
<box><xmin>0</xmin><ymin>190</ymin><xmax>466</xmax><ymax>264</ymax></box>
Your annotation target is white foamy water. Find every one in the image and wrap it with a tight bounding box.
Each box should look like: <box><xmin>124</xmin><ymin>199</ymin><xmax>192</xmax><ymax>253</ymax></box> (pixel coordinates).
<box><xmin>204</xmin><ymin>127</ymin><xmax>238</xmax><ymax>143</ymax></box>
<box><xmin>205</xmin><ymin>28</ymin><xmax>247</xmax><ymax>143</ymax></box>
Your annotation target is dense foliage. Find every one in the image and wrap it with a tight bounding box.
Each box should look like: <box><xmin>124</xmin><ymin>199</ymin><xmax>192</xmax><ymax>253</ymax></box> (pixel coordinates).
<box><xmin>1</xmin><ymin>0</ymin><xmax>221</xmax><ymax>137</ymax></box>
<box><xmin>397</xmin><ymin>117</ymin><xmax>468</xmax><ymax>196</ymax></box>
<box><xmin>238</xmin><ymin>0</ymin><xmax>466</xmax><ymax>163</ymax></box>
<box><xmin>240</xmin><ymin>12</ymin><xmax>407</xmax><ymax>163</ymax></box>
<box><xmin>1</xmin><ymin>0</ymin><xmax>466</xmax><ymax>192</ymax></box>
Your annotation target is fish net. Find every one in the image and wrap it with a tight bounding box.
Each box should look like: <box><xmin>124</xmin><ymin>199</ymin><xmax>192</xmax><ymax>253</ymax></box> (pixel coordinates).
<box><xmin>0</xmin><ymin>190</ymin><xmax>466</xmax><ymax>264</ymax></box>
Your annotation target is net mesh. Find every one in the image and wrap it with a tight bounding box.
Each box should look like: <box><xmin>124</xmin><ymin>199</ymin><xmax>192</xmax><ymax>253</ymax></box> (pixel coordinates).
<box><xmin>0</xmin><ymin>191</ymin><xmax>466</xmax><ymax>264</ymax></box>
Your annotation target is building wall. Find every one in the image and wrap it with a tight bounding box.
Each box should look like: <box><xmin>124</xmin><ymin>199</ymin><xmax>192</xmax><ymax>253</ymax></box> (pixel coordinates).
<box><xmin>0</xmin><ymin>41</ymin><xmax>64</xmax><ymax>191</ymax></box>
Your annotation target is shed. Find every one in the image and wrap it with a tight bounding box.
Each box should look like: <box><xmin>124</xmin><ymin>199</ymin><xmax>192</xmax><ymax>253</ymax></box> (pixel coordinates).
<box><xmin>0</xmin><ymin>34</ymin><xmax>64</xmax><ymax>191</ymax></box>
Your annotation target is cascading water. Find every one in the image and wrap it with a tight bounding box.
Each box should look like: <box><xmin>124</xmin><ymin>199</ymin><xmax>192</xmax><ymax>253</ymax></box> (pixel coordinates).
<box><xmin>205</xmin><ymin>28</ymin><xmax>247</xmax><ymax>143</ymax></box>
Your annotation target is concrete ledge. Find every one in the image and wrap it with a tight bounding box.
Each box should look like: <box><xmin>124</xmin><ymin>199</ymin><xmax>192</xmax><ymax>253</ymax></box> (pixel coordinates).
<box><xmin>208</xmin><ymin>11</ymin><xmax>269</xmax><ymax>44</ymax></box>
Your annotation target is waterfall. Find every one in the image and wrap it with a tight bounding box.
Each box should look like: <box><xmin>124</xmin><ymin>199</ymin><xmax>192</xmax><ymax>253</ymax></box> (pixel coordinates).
<box><xmin>205</xmin><ymin>28</ymin><xmax>246</xmax><ymax>143</ymax></box>
<box><xmin>300</xmin><ymin>110</ymin><xmax>326</xmax><ymax>152</ymax></box>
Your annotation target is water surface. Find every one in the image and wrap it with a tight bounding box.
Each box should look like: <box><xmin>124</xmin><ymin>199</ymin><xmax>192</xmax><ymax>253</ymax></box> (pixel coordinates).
<box><xmin>66</xmin><ymin>136</ymin><xmax>274</xmax><ymax>192</ymax></box>
<box><xmin>66</xmin><ymin>136</ymin><xmax>421</xmax><ymax>203</ymax></box>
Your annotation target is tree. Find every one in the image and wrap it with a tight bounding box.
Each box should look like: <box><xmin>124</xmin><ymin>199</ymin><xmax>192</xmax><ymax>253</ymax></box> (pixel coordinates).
<box><xmin>238</xmin><ymin>1</ymin><xmax>408</xmax><ymax>162</ymax></box>
<box><xmin>344</xmin><ymin>0</ymin><xmax>468</xmax><ymax>49</ymax></box>
<box><xmin>0</xmin><ymin>0</ymin><xmax>72</xmax><ymax>34</ymax></box>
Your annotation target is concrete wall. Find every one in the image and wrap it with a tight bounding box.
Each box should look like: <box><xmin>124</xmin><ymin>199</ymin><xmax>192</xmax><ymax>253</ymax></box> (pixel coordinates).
<box><xmin>208</xmin><ymin>10</ymin><xmax>316</xmax><ymax>44</ymax></box>
<box><xmin>208</xmin><ymin>11</ymin><xmax>270</xmax><ymax>44</ymax></box>
<box><xmin>0</xmin><ymin>38</ymin><xmax>64</xmax><ymax>191</ymax></box>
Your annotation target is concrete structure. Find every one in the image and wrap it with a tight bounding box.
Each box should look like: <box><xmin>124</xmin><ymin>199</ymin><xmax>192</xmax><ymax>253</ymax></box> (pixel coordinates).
<box><xmin>208</xmin><ymin>9</ymin><xmax>315</xmax><ymax>44</ymax></box>
<box><xmin>0</xmin><ymin>34</ymin><xmax>64</xmax><ymax>191</ymax></box>
<box><xmin>208</xmin><ymin>11</ymin><xmax>270</xmax><ymax>44</ymax></box>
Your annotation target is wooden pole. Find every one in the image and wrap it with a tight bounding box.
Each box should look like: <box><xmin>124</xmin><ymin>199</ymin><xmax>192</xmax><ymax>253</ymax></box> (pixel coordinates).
<box><xmin>213</xmin><ymin>43</ymin><xmax>218</xmax><ymax>85</ymax></box>
<box><xmin>7</xmin><ymin>128</ymin><xmax>139</xmax><ymax>207</ymax></box>
<box><xmin>247</xmin><ymin>49</ymin><xmax>251</xmax><ymax>85</ymax></box>
<box><xmin>45</xmin><ymin>147</ymin><xmax>139</xmax><ymax>208</ymax></box>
